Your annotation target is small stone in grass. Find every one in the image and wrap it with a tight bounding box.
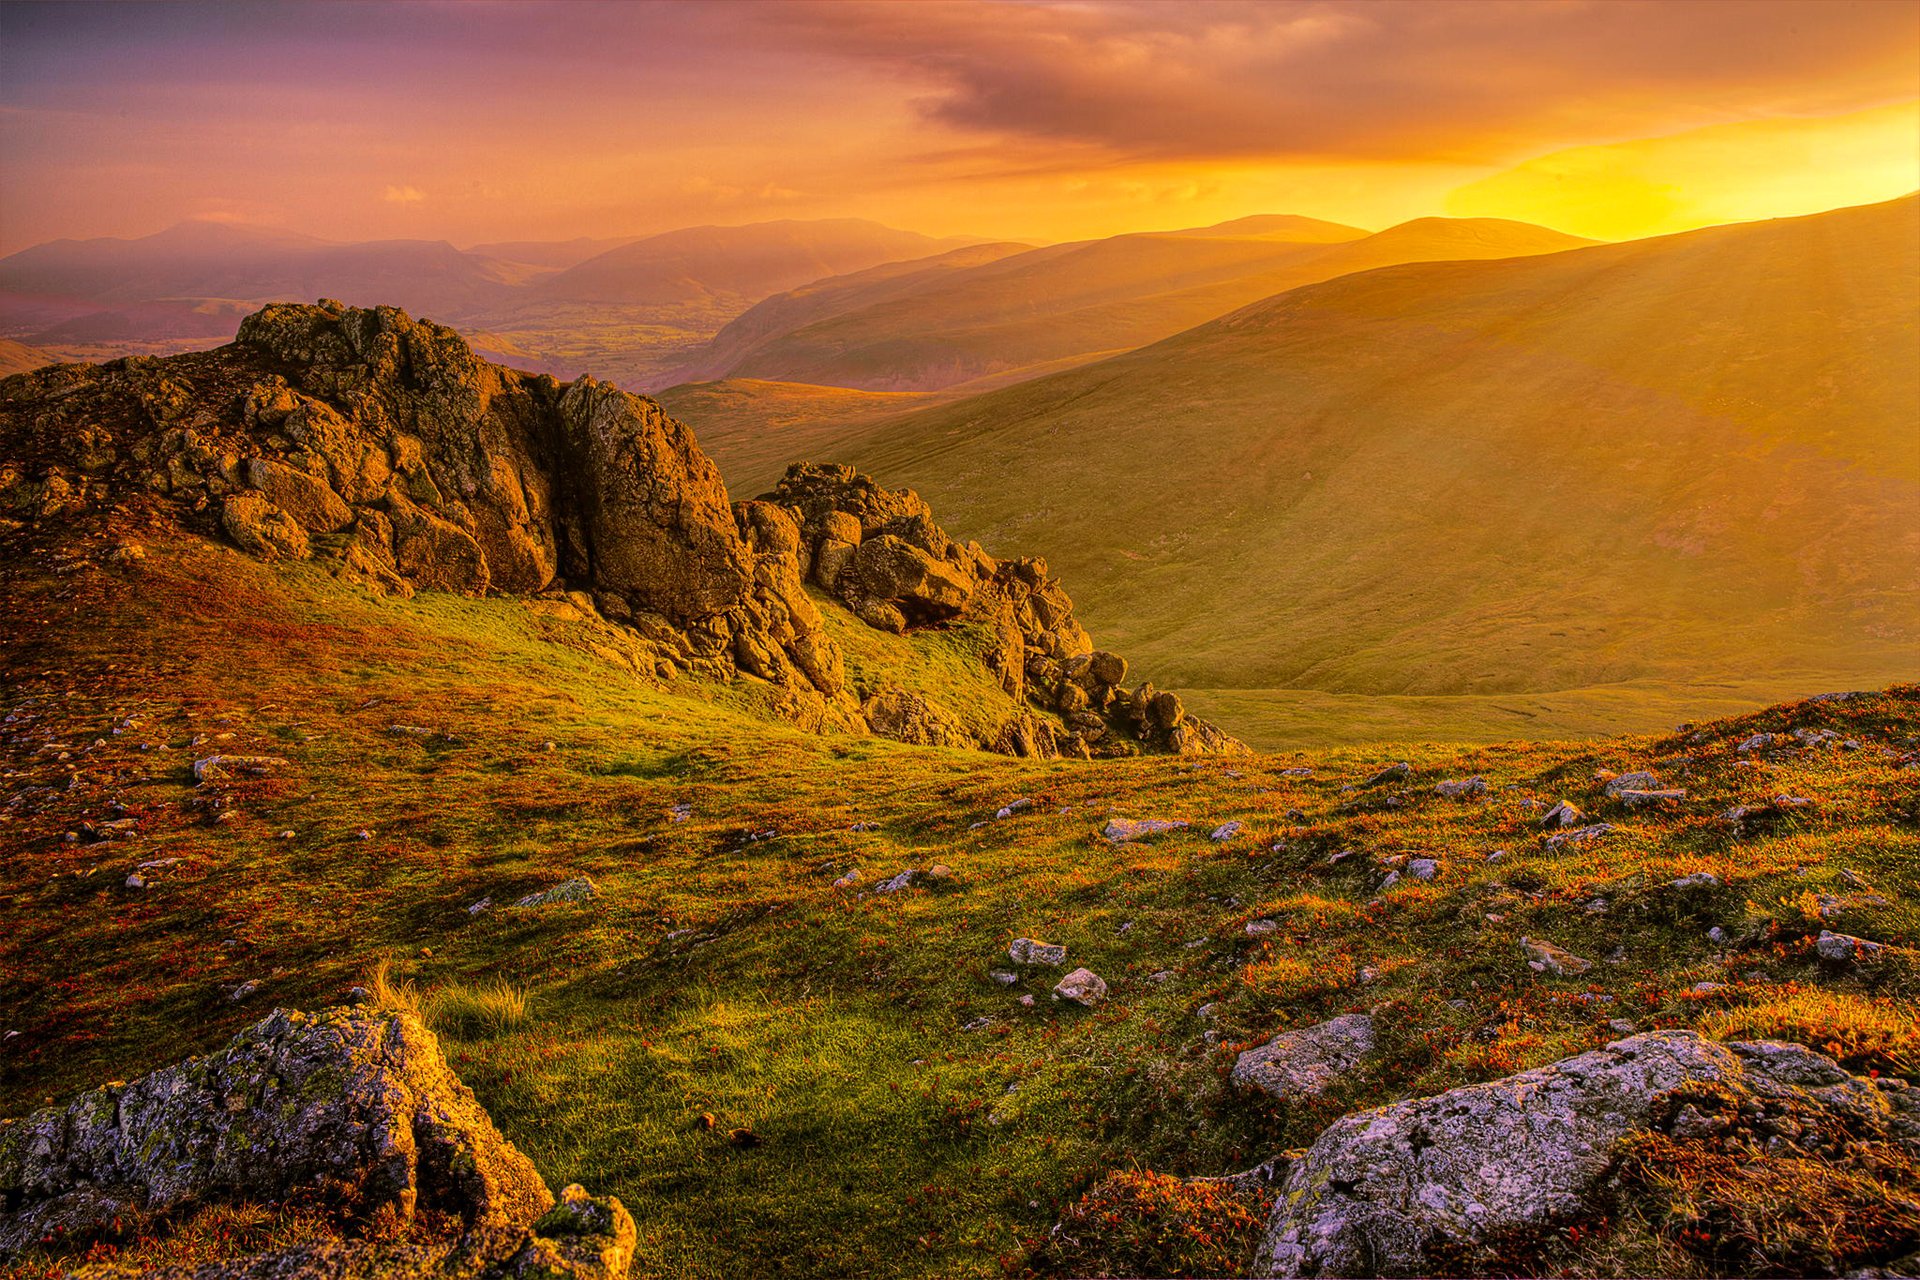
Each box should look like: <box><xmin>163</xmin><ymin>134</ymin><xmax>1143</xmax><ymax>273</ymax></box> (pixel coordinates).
<box><xmin>1053</xmin><ymin>968</ymin><xmax>1108</xmax><ymax>1007</ymax></box>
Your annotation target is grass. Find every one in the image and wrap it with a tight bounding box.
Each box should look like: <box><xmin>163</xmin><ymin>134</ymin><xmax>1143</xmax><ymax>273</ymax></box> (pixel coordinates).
<box><xmin>1</xmin><ymin>511</ymin><xmax>1916</xmax><ymax>1278</ymax></box>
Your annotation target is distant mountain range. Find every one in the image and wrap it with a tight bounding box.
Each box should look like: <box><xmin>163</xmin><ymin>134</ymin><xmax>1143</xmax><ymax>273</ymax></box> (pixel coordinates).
<box><xmin>0</xmin><ymin>217</ymin><xmax>979</xmax><ymax>356</ymax></box>
<box><xmin>667</xmin><ymin>215</ymin><xmax>1592</xmax><ymax>391</ymax></box>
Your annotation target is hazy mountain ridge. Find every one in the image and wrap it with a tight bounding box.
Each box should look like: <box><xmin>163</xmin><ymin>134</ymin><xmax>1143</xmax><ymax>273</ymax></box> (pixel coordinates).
<box><xmin>678</xmin><ymin>215</ymin><xmax>1590</xmax><ymax>392</ymax></box>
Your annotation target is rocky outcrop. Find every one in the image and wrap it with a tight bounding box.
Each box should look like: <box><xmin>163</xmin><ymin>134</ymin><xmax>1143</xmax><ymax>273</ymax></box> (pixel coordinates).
<box><xmin>768</xmin><ymin>463</ymin><xmax>1245</xmax><ymax>758</ymax></box>
<box><xmin>1254</xmin><ymin>1031</ymin><xmax>1920</xmax><ymax>1277</ymax></box>
<box><xmin>0</xmin><ymin>1006</ymin><xmax>633</xmax><ymax>1278</ymax></box>
<box><xmin>0</xmin><ymin>303</ymin><xmax>1238</xmax><ymax>757</ymax></box>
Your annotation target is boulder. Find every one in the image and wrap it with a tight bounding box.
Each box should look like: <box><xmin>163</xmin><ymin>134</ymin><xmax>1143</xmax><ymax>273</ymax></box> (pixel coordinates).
<box><xmin>515</xmin><ymin>877</ymin><xmax>598</xmax><ymax>907</ymax></box>
<box><xmin>1520</xmin><ymin>935</ymin><xmax>1593</xmax><ymax>976</ymax></box>
<box><xmin>1603</xmin><ymin>770</ymin><xmax>1660</xmax><ymax>796</ymax></box>
<box><xmin>1009</xmin><ymin>937</ymin><xmax>1067</xmax><ymax>966</ymax></box>
<box><xmin>1255</xmin><ymin>1032</ymin><xmax>1920</xmax><ymax>1277</ymax></box>
<box><xmin>245</xmin><ymin>456</ymin><xmax>354</xmax><ymax>533</ymax></box>
<box><xmin>221</xmin><ymin>491</ymin><xmax>310</xmax><ymax>561</ymax></box>
<box><xmin>1232</xmin><ymin>1015</ymin><xmax>1375</xmax><ymax>1101</ymax></box>
<box><xmin>1053</xmin><ymin>968</ymin><xmax>1108</xmax><ymax>1007</ymax></box>
<box><xmin>0</xmin><ymin>1007</ymin><xmax>554</xmax><ymax>1259</ymax></box>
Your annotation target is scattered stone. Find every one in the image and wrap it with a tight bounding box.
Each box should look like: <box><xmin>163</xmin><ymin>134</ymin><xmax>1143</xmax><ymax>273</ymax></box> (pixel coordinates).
<box><xmin>1016</xmin><ymin>994</ymin><xmax>1036</xmax><ymax>1008</ymax></box>
<box><xmin>1540</xmin><ymin>799</ymin><xmax>1586</xmax><ymax>829</ymax></box>
<box><xmin>1008</xmin><ymin>937</ymin><xmax>1067</xmax><ymax>966</ymax></box>
<box><xmin>1363</xmin><ymin>762</ymin><xmax>1412</xmax><ymax>788</ymax></box>
<box><xmin>668</xmin><ymin>802</ymin><xmax>692</xmax><ymax>823</ymax></box>
<box><xmin>1232</xmin><ymin>1015</ymin><xmax>1375</xmax><ymax>1100</ymax></box>
<box><xmin>989</xmin><ymin>970</ymin><xmax>1018</xmax><ymax>986</ymax></box>
<box><xmin>1670</xmin><ymin>872</ymin><xmax>1721</xmax><ymax>890</ymax></box>
<box><xmin>387</xmin><ymin>724</ymin><xmax>435</xmax><ymax>737</ymax></box>
<box><xmin>1407</xmin><ymin>858</ymin><xmax>1439</xmax><ymax>882</ymax></box>
<box><xmin>1690</xmin><ymin>982</ymin><xmax>1725</xmax><ymax>995</ymax></box>
<box><xmin>191</xmin><ymin>753</ymin><xmax>289</xmax><ymax>783</ymax></box>
<box><xmin>1256</xmin><ymin>1032</ymin><xmax>1920</xmax><ymax>1277</ymax></box>
<box><xmin>229</xmin><ymin>979</ymin><xmax>261</xmax><ymax>1001</ymax></box>
<box><xmin>1520</xmin><ymin>936</ymin><xmax>1593</xmax><ymax>976</ymax></box>
<box><xmin>1102</xmin><ymin>817</ymin><xmax>1188</xmax><ymax>842</ymax></box>
<box><xmin>996</xmin><ymin>798</ymin><xmax>1033</xmax><ymax>819</ymax></box>
<box><xmin>1148</xmin><ymin>970</ymin><xmax>1176</xmax><ymax>984</ymax></box>
<box><xmin>1245</xmin><ymin>918</ymin><xmax>1280</xmax><ymax>937</ymax></box>
<box><xmin>1543</xmin><ymin>822</ymin><xmax>1614</xmax><ymax>851</ymax></box>
<box><xmin>1736</xmin><ymin>732</ymin><xmax>1778</xmax><ymax>752</ymax></box>
<box><xmin>1815</xmin><ymin>930</ymin><xmax>1886</xmax><ymax>964</ymax></box>
<box><xmin>1210</xmin><ymin>821</ymin><xmax>1244</xmax><ymax>841</ymax></box>
<box><xmin>1616</xmin><ymin>788</ymin><xmax>1687</xmax><ymax>807</ymax></box>
<box><xmin>467</xmin><ymin>897</ymin><xmax>492</xmax><ymax>916</ymax></box>
<box><xmin>831</xmin><ymin>870</ymin><xmax>860</xmax><ymax>889</ymax></box>
<box><xmin>1433</xmin><ymin>776</ymin><xmax>1488</xmax><ymax>800</ymax></box>
<box><xmin>1052</xmin><ymin>968</ymin><xmax>1108</xmax><ymax>1007</ymax></box>
<box><xmin>515</xmin><ymin>877</ymin><xmax>598</xmax><ymax>908</ymax></box>
<box><xmin>124</xmin><ymin>872</ymin><xmax>146</xmax><ymax>891</ymax></box>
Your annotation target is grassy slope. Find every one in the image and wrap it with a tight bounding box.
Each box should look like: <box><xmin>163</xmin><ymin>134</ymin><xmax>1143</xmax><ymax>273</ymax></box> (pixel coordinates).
<box><xmin>708</xmin><ymin>218</ymin><xmax>1587</xmax><ymax>392</ymax></box>
<box><xmin>655</xmin><ymin>380</ymin><xmax>940</xmax><ymax>495</ymax></box>
<box><xmin>787</xmin><ymin>197</ymin><xmax>1920</xmax><ymax>746</ymax></box>
<box><xmin>2</xmin><ymin>511</ymin><xmax>1914</xmax><ymax>1278</ymax></box>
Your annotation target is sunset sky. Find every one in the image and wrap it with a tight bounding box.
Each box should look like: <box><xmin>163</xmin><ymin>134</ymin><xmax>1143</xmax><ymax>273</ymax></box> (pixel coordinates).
<box><xmin>1</xmin><ymin>0</ymin><xmax>1916</xmax><ymax>255</ymax></box>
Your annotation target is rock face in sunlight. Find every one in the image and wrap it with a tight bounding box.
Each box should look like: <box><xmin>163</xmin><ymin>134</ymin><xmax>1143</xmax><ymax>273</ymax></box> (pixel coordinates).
<box><xmin>0</xmin><ymin>301</ymin><xmax>1236</xmax><ymax>756</ymax></box>
<box><xmin>770</xmin><ymin>463</ymin><xmax>1246</xmax><ymax>758</ymax></box>
<box><xmin>0</xmin><ymin>1006</ymin><xmax>635</xmax><ymax>1278</ymax></box>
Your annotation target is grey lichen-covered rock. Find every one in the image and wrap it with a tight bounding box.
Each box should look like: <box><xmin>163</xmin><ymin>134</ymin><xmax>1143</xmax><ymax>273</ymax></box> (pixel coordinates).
<box><xmin>1008</xmin><ymin>937</ymin><xmax>1068</xmax><ymax>967</ymax></box>
<box><xmin>0</xmin><ymin>1007</ymin><xmax>554</xmax><ymax>1261</ymax></box>
<box><xmin>1232</xmin><ymin>1015</ymin><xmax>1375</xmax><ymax>1101</ymax></box>
<box><xmin>1052</xmin><ymin>968</ymin><xmax>1108</xmax><ymax>1007</ymax></box>
<box><xmin>1256</xmin><ymin>1031</ymin><xmax>1920</xmax><ymax>1277</ymax></box>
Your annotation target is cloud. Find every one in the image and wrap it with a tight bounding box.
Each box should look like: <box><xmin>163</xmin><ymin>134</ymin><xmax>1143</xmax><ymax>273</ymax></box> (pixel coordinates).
<box><xmin>382</xmin><ymin>184</ymin><xmax>426</xmax><ymax>206</ymax></box>
<box><xmin>752</xmin><ymin>0</ymin><xmax>1920</xmax><ymax>165</ymax></box>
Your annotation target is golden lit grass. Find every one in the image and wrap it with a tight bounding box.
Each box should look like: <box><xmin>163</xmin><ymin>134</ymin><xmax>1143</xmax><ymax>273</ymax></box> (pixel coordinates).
<box><xmin>1703</xmin><ymin>988</ymin><xmax>1919</xmax><ymax>1077</ymax></box>
<box><xmin>367</xmin><ymin>957</ymin><xmax>530</xmax><ymax>1039</ymax></box>
<box><xmin>2</xmin><ymin>527</ymin><xmax>1916</xmax><ymax>1278</ymax></box>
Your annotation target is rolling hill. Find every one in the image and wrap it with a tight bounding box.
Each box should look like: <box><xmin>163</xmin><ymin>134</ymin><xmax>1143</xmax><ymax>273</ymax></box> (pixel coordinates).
<box><xmin>763</xmin><ymin>196</ymin><xmax>1919</xmax><ymax>737</ymax></box>
<box><xmin>679</xmin><ymin>216</ymin><xmax>1592</xmax><ymax>392</ymax></box>
<box><xmin>0</xmin><ymin>339</ymin><xmax>51</xmax><ymax>377</ymax></box>
<box><xmin>528</xmin><ymin>219</ymin><xmax>983</xmax><ymax>307</ymax></box>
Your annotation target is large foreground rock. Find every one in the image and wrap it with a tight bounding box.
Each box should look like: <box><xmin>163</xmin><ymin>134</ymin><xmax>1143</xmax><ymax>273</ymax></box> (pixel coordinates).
<box><xmin>1256</xmin><ymin>1030</ymin><xmax>1920</xmax><ymax>1277</ymax></box>
<box><xmin>0</xmin><ymin>1007</ymin><xmax>633</xmax><ymax>1278</ymax></box>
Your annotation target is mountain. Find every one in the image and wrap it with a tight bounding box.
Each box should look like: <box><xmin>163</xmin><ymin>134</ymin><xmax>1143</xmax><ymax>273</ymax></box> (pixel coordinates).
<box><xmin>776</xmin><ymin>196</ymin><xmax>1919</xmax><ymax>729</ymax></box>
<box><xmin>679</xmin><ymin>215</ymin><xmax>1594</xmax><ymax>392</ymax></box>
<box><xmin>464</xmin><ymin>235</ymin><xmax>643</xmax><ymax>269</ymax></box>
<box><xmin>529</xmin><ymin>219</ymin><xmax>985</xmax><ymax>307</ymax></box>
<box><xmin>0</xmin><ymin>221</ymin><xmax>543</xmax><ymax>335</ymax></box>
<box><xmin>1</xmin><ymin>304</ymin><xmax>1915</xmax><ymax>1280</ymax></box>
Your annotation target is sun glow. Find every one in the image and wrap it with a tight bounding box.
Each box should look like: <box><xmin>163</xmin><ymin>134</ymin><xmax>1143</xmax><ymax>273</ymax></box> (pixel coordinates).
<box><xmin>1444</xmin><ymin>102</ymin><xmax>1920</xmax><ymax>241</ymax></box>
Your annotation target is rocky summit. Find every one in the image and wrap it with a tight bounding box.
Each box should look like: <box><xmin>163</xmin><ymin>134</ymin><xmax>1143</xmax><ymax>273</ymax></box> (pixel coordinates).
<box><xmin>0</xmin><ymin>301</ymin><xmax>1238</xmax><ymax>760</ymax></box>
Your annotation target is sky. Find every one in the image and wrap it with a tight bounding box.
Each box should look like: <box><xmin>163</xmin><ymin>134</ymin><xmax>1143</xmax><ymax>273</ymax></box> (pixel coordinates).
<box><xmin>1</xmin><ymin>0</ymin><xmax>1916</xmax><ymax>255</ymax></box>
